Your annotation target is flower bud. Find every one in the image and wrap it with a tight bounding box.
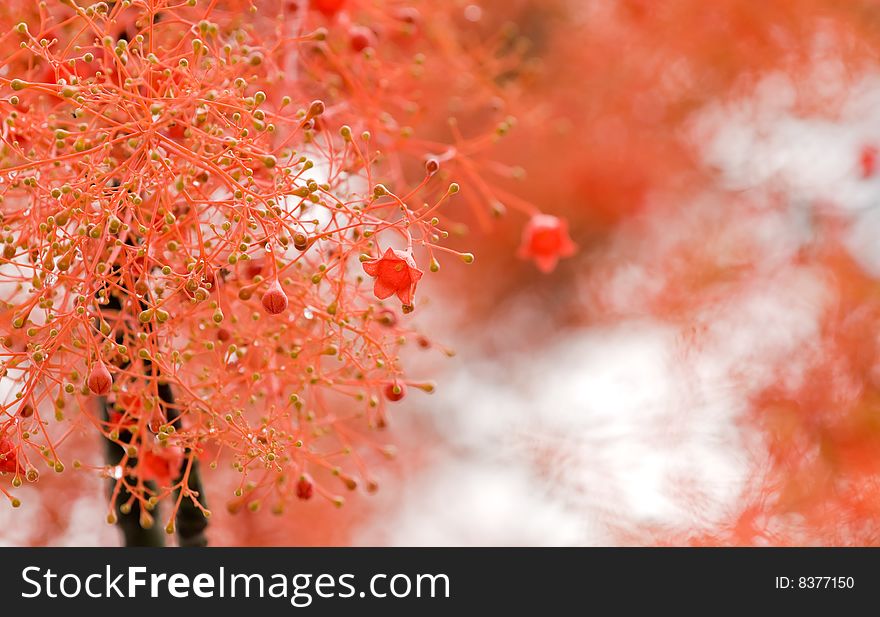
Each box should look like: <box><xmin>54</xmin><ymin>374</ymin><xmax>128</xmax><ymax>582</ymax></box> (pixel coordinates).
<box><xmin>384</xmin><ymin>382</ymin><xmax>406</xmax><ymax>402</ymax></box>
<box><xmin>293</xmin><ymin>232</ymin><xmax>309</xmax><ymax>251</ymax></box>
<box><xmin>307</xmin><ymin>99</ymin><xmax>325</xmax><ymax>118</ymax></box>
<box><xmin>87</xmin><ymin>362</ymin><xmax>112</xmax><ymax>395</ymax></box>
<box><xmin>296</xmin><ymin>473</ymin><xmax>314</xmax><ymax>500</ymax></box>
<box><xmin>349</xmin><ymin>25</ymin><xmax>376</xmax><ymax>52</ymax></box>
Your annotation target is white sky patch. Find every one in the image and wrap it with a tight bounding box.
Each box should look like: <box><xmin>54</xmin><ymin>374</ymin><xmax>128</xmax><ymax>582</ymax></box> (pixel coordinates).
<box><xmin>694</xmin><ymin>71</ymin><xmax>880</xmax><ymax>275</ymax></box>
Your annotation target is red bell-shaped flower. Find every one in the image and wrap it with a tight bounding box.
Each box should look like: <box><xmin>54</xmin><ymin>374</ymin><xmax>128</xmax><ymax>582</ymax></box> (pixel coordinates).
<box><xmin>362</xmin><ymin>248</ymin><xmax>423</xmax><ymax>306</ymax></box>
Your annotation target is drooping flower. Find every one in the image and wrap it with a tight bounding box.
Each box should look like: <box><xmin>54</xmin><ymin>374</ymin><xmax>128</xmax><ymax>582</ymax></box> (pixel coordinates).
<box><xmin>517</xmin><ymin>214</ymin><xmax>577</xmax><ymax>273</ymax></box>
<box><xmin>362</xmin><ymin>248</ymin><xmax>424</xmax><ymax>306</ymax></box>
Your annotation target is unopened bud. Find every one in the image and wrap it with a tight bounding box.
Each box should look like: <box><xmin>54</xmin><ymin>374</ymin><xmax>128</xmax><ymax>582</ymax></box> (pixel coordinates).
<box><xmin>261</xmin><ymin>280</ymin><xmax>288</xmax><ymax>315</ymax></box>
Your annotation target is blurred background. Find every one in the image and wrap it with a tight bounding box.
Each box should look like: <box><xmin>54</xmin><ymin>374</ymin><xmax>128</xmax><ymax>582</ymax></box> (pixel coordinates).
<box><xmin>6</xmin><ymin>0</ymin><xmax>880</xmax><ymax>546</ymax></box>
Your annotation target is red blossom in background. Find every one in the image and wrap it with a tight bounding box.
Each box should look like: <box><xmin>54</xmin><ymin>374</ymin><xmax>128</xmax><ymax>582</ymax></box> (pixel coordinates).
<box><xmin>0</xmin><ymin>435</ymin><xmax>18</xmax><ymax>474</ymax></box>
<box><xmin>517</xmin><ymin>214</ymin><xmax>577</xmax><ymax>273</ymax></box>
<box><xmin>349</xmin><ymin>25</ymin><xmax>377</xmax><ymax>52</ymax></box>
<box><xmin>296</xmin><ymin>474</ymin><xmax>314</xmax><ymax>500</ymax></box>
<box><xmin>141</xmin><ymin>446</ymin><xmax>185</xmax><ymax>488</ymax></box>
<box><xmin>859</xmin><ymin>145</ymin><xmax>878</xmax><ymax>179</ymax></box>
<box><xmin>311</xmin><ymin>0</ymin><xmax>346</xmax><ymax>18</ymax></box>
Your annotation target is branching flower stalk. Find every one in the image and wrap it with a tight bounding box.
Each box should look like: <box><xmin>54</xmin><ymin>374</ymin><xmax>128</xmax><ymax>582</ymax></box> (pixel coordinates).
<box><xmin>0</xmin><ymin>0</ymin><xmax>570</xmax><ymax>544</ymax></box>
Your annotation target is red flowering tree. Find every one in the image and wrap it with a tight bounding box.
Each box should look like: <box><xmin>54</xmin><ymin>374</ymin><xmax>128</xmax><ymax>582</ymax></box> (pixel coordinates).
<box><xmin>0</xmin><ymin>0</ymin><xmax>574</xmax><ymax>545</ymax></box>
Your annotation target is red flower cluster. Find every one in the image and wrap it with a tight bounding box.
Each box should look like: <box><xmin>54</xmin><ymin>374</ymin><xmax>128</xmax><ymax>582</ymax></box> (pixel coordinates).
<box><xmin>0</xmin><ymin>0</ymin><xmax>554</xmax><ymax>529</ymax></box>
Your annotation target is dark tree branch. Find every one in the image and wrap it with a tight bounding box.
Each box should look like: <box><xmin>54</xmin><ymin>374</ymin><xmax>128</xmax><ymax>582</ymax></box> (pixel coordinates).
<box><xmin>102</xmin><ymin>261</ymin><xmax>209</xmax><ymax>546</ymax></box>
<box><xmin>100</xmin><ymin>397</ymin><xmax>165</xmax><ymax>547</ymax></box>
<box><xmin>158</xmin><ymin>381</ymin><xmax>209</xmax><ymax>547</ymax></box>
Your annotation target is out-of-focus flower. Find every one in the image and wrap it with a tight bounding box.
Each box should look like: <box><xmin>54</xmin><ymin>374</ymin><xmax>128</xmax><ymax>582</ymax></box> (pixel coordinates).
<box><xmin>518</xmin><ymin>214</ymin><xmax>577</xmax><ymax>273</ymax></box>
<box><xmin>0</xmin><ymin>436</ymin><xmax>18</xmax><ymax>474</ymax></box>
<box><xmin>311</xmin><ymin>0</ymin><xmax>346</xmax><ymax>17</ymax></box>
<box><xmin>349</xmin><ymin>25</ymin><xmax>377</xmax><ymax>52</ymax></box>
<box><xmin>141</xmin><ymin>447</ymin><xmax>184</xmax><ymax>488</ymax></box>
<box><xmin>297</xmin><ymin>474</ymin><xmax>315</xmax><ymax>500</ymax></box>
<box><xmin>859</xmin><ymin>145</ymin><xmax>878</xmax><ymax>179</ymax></box>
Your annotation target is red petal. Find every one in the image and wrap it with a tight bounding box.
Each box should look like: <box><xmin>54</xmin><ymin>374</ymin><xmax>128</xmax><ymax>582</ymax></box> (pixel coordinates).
<box><xmin>363</xmin><ymin>260</ymin><xmax>380</xmax><ymax>276</ymax></box>
<box><xmin>373</xmin><ymin>278</ymin><xmax>397</xmax><ymax>299</ymax></box>
<box><xmin>535</xmin><ymin>255</ymin><xmax>559</xmax><ymax>273</ymax></box>
<box><xmin>396</xmin><ymin>285</ymin><xmax>414</xmax><ymax>305</ymax></box>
